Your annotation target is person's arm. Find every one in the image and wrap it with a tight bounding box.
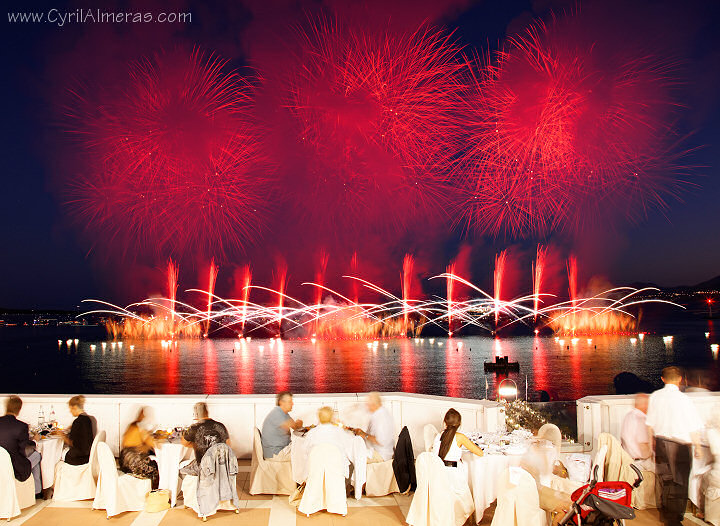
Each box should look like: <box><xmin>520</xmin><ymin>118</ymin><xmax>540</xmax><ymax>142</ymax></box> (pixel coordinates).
<box><xmin>280</xmin><ymin>416</ymin><xmax>303</xmax><ymax>431</ymax></box>
<box><xmin>456</xmin><ymin>433</ymin><xmax>484</xmax><ymax>457</ymax></box>
<box><xmin>181</xmin><ymin>425</ymin><xmax>195</xmax><ymax>448</ymax></box>
<box><xmin>354</xmin><ymin>427</ymin><xmax>380</xmax><ymax>446</ymax></box>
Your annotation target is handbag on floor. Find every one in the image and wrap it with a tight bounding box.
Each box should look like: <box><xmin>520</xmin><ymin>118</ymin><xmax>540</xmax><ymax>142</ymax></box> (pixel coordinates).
<box><xmin>145</xmin><ymin>489</ymin><xmax>171</xmax><ymax>512</ymax></box>
<box><xmin>289</xmin><ymin>482</ymin><xmax>305</xmax><ymax>507</ymax></box>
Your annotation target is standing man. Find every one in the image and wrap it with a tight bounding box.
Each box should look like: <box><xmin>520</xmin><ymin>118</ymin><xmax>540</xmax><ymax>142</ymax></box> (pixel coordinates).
<box><xmin>646</xmin><ymin>366</ymin><xmax>704</xmax><ymax>526</ymax></box>
<box><xmin>260</xmin><ymin>392</ymin><xmax>303</xmax><ymax>461</ymax></box>
<box><xmin>352</xmin><ymin>392</ymin><xmax>395</xmax><ymax>462</ymax></box>
<box><xmin>621</xmin><ymin>393</ymin><xmax>654</xmax><ymax>471</ymax></box>
<box><xmin>0</xmin><ymin>396</ymin><xmax>42</xmax><ymax>495</ymax></box>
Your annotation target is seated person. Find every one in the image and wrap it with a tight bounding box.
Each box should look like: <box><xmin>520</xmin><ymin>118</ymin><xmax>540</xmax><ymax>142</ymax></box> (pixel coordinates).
<box><xmin>432</xmin><ymin>409</ymin><xmax>483</xmax><ymax>495</ymax></box>
<box><xmin>351</xmin><ymin>392</ymin><xmax>395</xmax><ymax>462</ymax></box>
<box><xmin>620</xmin><ymin>393</ymin><xmax>654</xmax><ymax>471</ymax></box>
<box><xmin>181</xmin><ymin>402</ymin><xmax>230</xmax><ymax>475</ymax></box>
<box><xmin>261</xmin><ymin>392</ymin><xmax>303</xmax><ymax>461</ymax></box>
<box><xmin>304</xmin><ymin>406</ymin><xmax>350</xmax><ymax>476</ymax></box>
<box><xmin>119</xmin><ymin>407</ymin><xmax>159</xmax><ymax>489</ymax></box>
<box><xmin>520</xmin><ymin>437</ymin><xmax>573</xmax><ymax>525</ymax></box>
<box><xmin>0</xmin><ymin>396</ymin><xmax>42</xmax><ymax>494</ymax></box>
<box><xmin>52</xmin><ymin>395</ymin><xmax>95</xmax><ymax>466</ymax></box>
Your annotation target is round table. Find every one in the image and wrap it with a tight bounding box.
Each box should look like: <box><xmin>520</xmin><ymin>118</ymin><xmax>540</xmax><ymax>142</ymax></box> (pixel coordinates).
<box><xmin>36</xmin><ymin>436</ymin><xmax>64</xmax><ymax>490</ymax></box>
<box><xmin>153</xmin><ymin>441</ymin><xmax>192</xmax><ymax>507</ymax></box>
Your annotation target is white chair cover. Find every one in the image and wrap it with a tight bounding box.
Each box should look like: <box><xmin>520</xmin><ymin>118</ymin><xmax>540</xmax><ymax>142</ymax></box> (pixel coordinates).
<box><xmin>181</xmin><ymin>474</ymin><xmax>239</xmax><ymax>517</ymax></box>
<box><xmin>705</xmin><ymin>428</ymin><xmax>720</xmax><ymax>526</ymax></box>
<box><xmin>53</xmin><ymin>430</ymin><xmax>105</xmax><ymax>501</ymax></box>
<box><xmin>491</xmin><ymin>467</ymin><xmax>546</xmax><ymax>526</ymax></box>
<box><xmin>0</xmin><ymin>447</ymin><xmax>35</xmax><ymax>520</ymax></box>
<box><xmin>423</xmin><ymin>424</ymin><xmax>439</xmax><ymax>453</ymax></box>
<box><xmin>92</xmin><ymin>442</ymin><xmax>151</xmax><ymax>518</ymax></box>
<box><xmin>249</xmin><ymin>427</ymin><xmax>295</xmax><ymax>495</ymax></box>
<box><xmin>407</xmin><ymin>452</ymin><xmax>472</xmax><ymax>526</ymax></box>
<box><xmin>298</xmin><ymin>444</ymin><xmax>347</xmax><ymax>517</ymax></box>
<box><xmin>591</xmin><ymin>444</ymin><xmax>608</xmax><ymax>483</ymax></box>
<box><xmin>538</xmin><ymin>424</ymin><xmax>562</xmax><ymax>457</ymax></box>
<box><xmin>365</xmin><ymin>457</ymin><xmax>400</xmax><ymax>497</ymax></box>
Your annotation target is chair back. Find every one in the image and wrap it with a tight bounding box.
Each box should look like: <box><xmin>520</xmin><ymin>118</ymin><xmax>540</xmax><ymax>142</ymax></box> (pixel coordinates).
<box><xmin>591</xmin><ymin>444</ymin><xmax>609</xmax><ymax>483</ymax></box>
<box><xmin>423</xmin><ymin>424</ymin><xmax>438</xmax><ymax>453</ymax></box>
<box><xmin>96</xmin><ymin>442</ymin><xmax>119</xmax><ymax>487</ymax></box>
<box><xmin>407</xmin><ymin>452</ymin><xmax>454</xmax><ymax>526</ymax></box>
<box><xmin>299</xmin><ymin>443</ymin><xmax>347</xmax><ymax>516</ymax></box>
<box><xmin>89</xmin><ymin>430</ymin><xmax>106</xmax><ymax>480</ymax></box>
<box><xmin>252</xmin><ymin>428</ymin><xmax>265</xmax><ymax>468</ymax></box>
<box><xmin>492</xmin><ymin>467</ymin><xmax>543</xmax><ymax>526</ymax></box>
<box><xmin>538</xmin><ymin>423</ymin><xmax>561</xmax><ymax>456</ymax></box>
<box><xmin>0</xmin><ymin>447</ymin><xmax>21</xmax><ymax>520</ymax></box>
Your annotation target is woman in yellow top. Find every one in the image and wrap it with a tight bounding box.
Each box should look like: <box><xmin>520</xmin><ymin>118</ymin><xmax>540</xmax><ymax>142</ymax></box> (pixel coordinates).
<box><xmin>119</xmin><ymin>407</ymin><xmax>159</xmax><ymax>489</ymax></box>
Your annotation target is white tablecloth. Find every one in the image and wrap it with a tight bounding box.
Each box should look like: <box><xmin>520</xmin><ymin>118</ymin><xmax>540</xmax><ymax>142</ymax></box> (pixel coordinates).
<box><xmin>690</xmin><ymin>443</ymin><xmax>712</xmax><ymax>508</ymax></box>
<box><xmin>36</xmin><ymin>437</ymin><xmax>63</xmax><ymax>490</ymax></box>
<box><xmin>291</xmin><ymin>431</ymin><xmax>367</xmax><ymax>499</ymax></box>
<box><xmin>464</xmin><ymin>452</ymin><xmax>523</xmax><ymax>522</ymax></box>
<box><xmin>153</xmin><ymin>441</ymin><xmax>192</xmax><ymax>507</ymax></box>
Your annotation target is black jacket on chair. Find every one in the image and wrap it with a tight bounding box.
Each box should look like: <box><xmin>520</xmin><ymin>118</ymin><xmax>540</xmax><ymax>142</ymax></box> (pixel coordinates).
<box><xmin>0</xmin><ymin>414</ymin><xmax>35</xmax><ymax>481</ymax></box>
<box><xmin>392</xmin><ymin>426</ymin><xmax>416</xmax><ymax>492</ymax></box>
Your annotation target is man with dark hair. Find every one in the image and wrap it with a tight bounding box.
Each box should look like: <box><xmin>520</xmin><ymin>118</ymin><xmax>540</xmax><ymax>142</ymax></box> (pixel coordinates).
<box><xmin>0</xmin><ymin>396</ymin><xmax>42</xmax><ymax>494</ymax></box>
<box><xmin>646</xmin><ymin>366</ymin><xmax>704</xmax><ymax>526</ymax></box>
<box><xmin>260</xmin><ymin>392</ymin><xmax>303</xmax><ymax>460</ymax></box>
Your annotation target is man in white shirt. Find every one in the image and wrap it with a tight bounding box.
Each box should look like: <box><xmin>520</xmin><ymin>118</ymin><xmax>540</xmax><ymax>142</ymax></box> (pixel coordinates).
<box><xmin>621</xmin><ymin>393</ymin><xmax>654</xmax><ymax>472</ymax></box>
<box><xmin>352</xmin><ymin>392</ymin><xmax>395</xmax><ymax>462</ymax></box>
<box><xmin>646</xmin><ymin>366</ymin><xmax>704</xmax><ymax>526</ymax></box>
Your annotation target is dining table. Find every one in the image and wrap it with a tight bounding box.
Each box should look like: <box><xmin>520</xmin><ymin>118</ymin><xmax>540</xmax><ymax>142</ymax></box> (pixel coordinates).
<box><xmin>290</xmin><ymin>426</ymin><xmax>368</xmax><ymax>499</ymax></box>
<box><xmin>35</xmin><ymin>435</ymin><xmax>64</xmax><ymax>490</ymax></box>
<box><xmin>151</xmin><ymin>437</ymin><xmax>193</xmax><ymax>507</ymax></box>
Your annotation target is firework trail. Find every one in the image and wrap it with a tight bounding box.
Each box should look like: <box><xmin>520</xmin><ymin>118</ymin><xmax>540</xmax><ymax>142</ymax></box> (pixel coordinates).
<box><xmin>239</xmin><ymin>265</ymin><xmax>252</xmax><ymax>334</ymax></box>
<box><xmin>567</xmin><ymin>254</ymin><xmax>578</xmax><ymax>334</ymax></box>
<box><xmin>314</xmin><ymin>249</ymin><xmax>329</xmax><ymax>331</ymax></box>
<box><xmin>285</xmin><ymin>16</ymin><xmax>467</xmax><ymax>235</ymax></box>
<box><xmin>274</xmin><ymin>258</ymin><xmax>288</xmax><ymax>335</ymax></box>
<box><xmin>350</xmin><ymin>252</ymin><xmax>360</xmax><ymax>304</ymax></box>
<box><xmin>494</xmin><ymin>250</ymin><xmax>507</xmax><ymax>327</ymax></box>
<box><xmin>65</xmin><ymin>48</ymin><xmax>268</xmax><ymax>259</ymax></box>
<box><xmin>402</xmin><ymin>253</ymin><xmax>415</xmax><ymax>334</ymax></box>
<box><xmin>205</xmin><ymin>259</ymin><xmax>219</xmax><ymax>336</ymax></box>
<box><xmin>166</xmin><ymin>259</ymin><xmax>179</xmax><ymax>325</ymax></box>
<box><xmin>460</xmin><ymin>16</ymin><xmax>687</xmax><ymax>237</ymax></box>
<box><xmin>532</xmin><ymin>245</ymin><xmax>546</xmax><ymax>322</ymax></box>
<box><xmin>446</xmin><ymin>262</ymin><xmax>456</xmax><ymax>335</ymax></box>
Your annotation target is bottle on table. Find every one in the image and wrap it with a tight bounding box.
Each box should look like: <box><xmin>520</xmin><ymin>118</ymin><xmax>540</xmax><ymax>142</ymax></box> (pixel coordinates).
<box><xmin>38</xmin><ymin>406</ymin><xmax>45</xmax><ymax>428</ymax></box>
<box><xmin>49</xmin><ymin>405</ymin><xmax>56</xmax><ymax>428</ymax></box>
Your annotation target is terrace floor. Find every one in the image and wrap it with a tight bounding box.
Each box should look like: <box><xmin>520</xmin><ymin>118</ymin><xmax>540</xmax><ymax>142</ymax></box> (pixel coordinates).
<box><xmin>7</xmin><ymin>461</ymin><xmax>709</xmax><ymax>526</ymax></box>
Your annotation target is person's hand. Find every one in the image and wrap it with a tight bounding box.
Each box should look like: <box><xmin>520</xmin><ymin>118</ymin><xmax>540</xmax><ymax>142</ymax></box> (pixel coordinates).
<box><xmin>32</xmin><ymin>433</ymin><xmax>41</xmax><ymax>441</ymax></box>
<box><xmin>694</xmin><ymin>446</ymin><xmax>702</xmax><ymax>459</ymax></box>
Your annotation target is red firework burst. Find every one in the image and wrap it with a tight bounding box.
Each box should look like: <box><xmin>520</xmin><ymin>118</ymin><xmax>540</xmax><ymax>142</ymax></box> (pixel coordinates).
<box><xmin>285</xmin><ymin>17</ymin><xmax>467</xmax><ymax>233</ymax></box>
<box><xmin>65</xmin><ymin>48</ymin><xmax>267</xmax><ymax>258</ymax></box>
<box><xmin>460</xmin><ymin>17</ymin><xmax>687</xmax><ymax>237</ymax></box>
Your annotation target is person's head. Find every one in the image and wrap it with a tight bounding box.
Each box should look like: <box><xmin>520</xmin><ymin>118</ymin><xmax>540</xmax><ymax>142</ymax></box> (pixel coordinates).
<box><xmin>661</xmin><ymin>366</ymin><xmax>683</xmax><ymax>386</ymax></box>
<box><xmin>277</xmin><ymin>392</ymin><xmax>293</xmax><ymax>413</ymax></box>
<box><xmin>193</xmin><ymin>402</ymin><xmax>209</xmax><ymax>420</ymax></box>
<box><xmin>438</xmin><ymin>408</ymin><xmax>462</xmax><ymax>460</ymax></box>
<box><xmin>5</xmin><ymin>395</ymin><xmax>22</xmax><ymax>416</ymax></box>
<box><xmin>366</xmin><ymin>392</ymin><xmax>382</xmax><ymax>412</ymax></box>
<box><xmin>634</xmin><ymin>393</ymin><xmax>649</xmax><ymax>414</ymax></box>
<box><xmin>68</xmin><ymin>395</ymin><xmax>85</xmax><ymax>417</ymax></box>
<box><xmin>318</xmin><ymin>406</ymin><xmax>333</xmax><ymax>424</ymax></box>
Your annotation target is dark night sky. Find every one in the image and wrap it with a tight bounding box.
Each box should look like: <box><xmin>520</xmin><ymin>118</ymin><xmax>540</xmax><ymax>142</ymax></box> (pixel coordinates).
<box><xmin>2</xmin><ymin>0</ymin><xmax>720</xmax><ymax>309</ymax></box>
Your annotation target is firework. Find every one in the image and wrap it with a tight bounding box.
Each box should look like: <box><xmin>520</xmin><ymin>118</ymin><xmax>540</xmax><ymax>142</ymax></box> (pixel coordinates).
<box><xmin>65</xmin><ymin>48</ymin><xmax>268</xmax><ymax>258</ymax></box>
<box><xmin>460</xmin><ymin>16</ymin><xmax>686</xmax><ymax>236</ymax></box>
<box><xmin>532</xmin><ymin>245</ymin><xmax>546</xmax><ymax>322</ymax></box>
<box><xmin>402</xmin><ymin>254</ymin><xmax>415</xmax><ymax>335</ymax></box>
<box><xmin>494</xmin><ymin>250</ymin><xmax>507</xmax><ymax>327</ymax></box>
<box><xmin>285</xmin><ymin>17</ymin><xmax>466</xmax><ymax>234</ymax></box>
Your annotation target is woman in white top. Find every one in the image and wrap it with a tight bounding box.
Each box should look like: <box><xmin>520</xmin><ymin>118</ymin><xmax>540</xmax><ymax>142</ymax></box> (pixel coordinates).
<box><xmin>432</xmin><ymin>408</ymin><xmax>484</xmax><ymax>495</ymax></box>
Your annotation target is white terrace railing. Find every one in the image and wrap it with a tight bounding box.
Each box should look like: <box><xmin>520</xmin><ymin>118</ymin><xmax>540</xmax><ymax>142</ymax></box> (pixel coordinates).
<box><xmin>576</xmin><ymin>391</ymin><xmax>720</xmax><ymax>457</ymax></box>
<box><xmin>4</xmin><ymin>392</ymin><xmax>506</xmax><ymax>459</ymax></box>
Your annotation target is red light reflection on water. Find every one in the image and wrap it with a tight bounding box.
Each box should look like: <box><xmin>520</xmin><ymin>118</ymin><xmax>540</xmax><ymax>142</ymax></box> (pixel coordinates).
<box><xmin>274</xmin><ymin>340</ymin><xmax>288</xmax><ymax>392</ymax></box>
<box><xmin>165</xmin><ymin>341</ymin><xmax>179</xmax><ymax>394</ymax></box>
<box><xmin>236</xmin><ymin>343</ymin><xmax>254</xmax><ymax>394</ymax></box>
<box><xmin>203</xmin><ymin>340</ymin><xmax>218</xmax><ymax>394</ymax></box>
<box><xmin>313</xmin><ymin>343</ymin><xmax>327</xmax><ymax>392</ymax></box>
<box><xmin>532</xmin><ymin>336</ymin><xmax>548</xmax><ymax>394</ymax></box>
<box><xmin>445</xmin><ymin>339</ymin><xmax>462</xmax><ymax>398</ymax></box>
<box><xmin>400</xmin><ymin>339</ymin><xmax>416</xmax><ymax>393</ymax></box>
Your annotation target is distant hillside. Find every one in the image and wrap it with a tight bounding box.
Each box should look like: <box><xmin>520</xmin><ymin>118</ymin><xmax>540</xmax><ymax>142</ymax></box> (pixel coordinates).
<box><xmin>628</xmin><ymin>274</ymin><xmax>720</xmax><ymax>293</ymax></box>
